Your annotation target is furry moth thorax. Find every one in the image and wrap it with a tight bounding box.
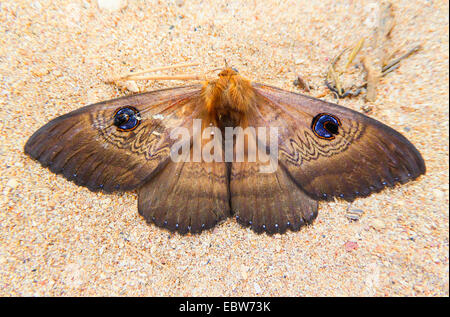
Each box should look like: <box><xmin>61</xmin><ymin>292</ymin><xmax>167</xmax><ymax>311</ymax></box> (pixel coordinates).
<box><xmin>201</xmin><ymin>68</ymin><xmax>255</xmax><ymax>128</ymax></box>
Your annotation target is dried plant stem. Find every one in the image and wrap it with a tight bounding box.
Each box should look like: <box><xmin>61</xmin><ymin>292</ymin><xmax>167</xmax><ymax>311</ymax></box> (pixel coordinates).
<box><xmin>382</xmin><ymin>45</ymin><xmax>421</xmax><ymax>73</ymax></box>
<box><xmin>107</xmin><ymin>62</ymin><xmax>200</xmax><ymax>83</ymax></box>
<box><xmin>344</xmin><ymin>37</ymin><xmax>365</xmax><ymax>70</ymax></box>
<box><xmin>125</xmin><ymin>74</ymin><xmax>207</xmax><ymax>81</ymax></box>
<box><xmin>362</xmin><ymin>56</ymin><xmax>381</xmax><ymax>102</ymax></box>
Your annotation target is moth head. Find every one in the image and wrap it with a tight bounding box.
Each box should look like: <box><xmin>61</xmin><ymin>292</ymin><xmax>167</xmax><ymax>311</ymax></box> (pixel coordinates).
<box><xmin>218</xmin><ymin>67</ymin><xmax>239</xmax><ymax>77</ymax></box>
<box><xmin>113</xmin><ymin>106</ymin><xmax>141</xmax><ymax>131</ymax></box>
<box><xmin>311</xmin><ymin>113</ymin><xmax>341</xmax><ymax>140</ymax></box>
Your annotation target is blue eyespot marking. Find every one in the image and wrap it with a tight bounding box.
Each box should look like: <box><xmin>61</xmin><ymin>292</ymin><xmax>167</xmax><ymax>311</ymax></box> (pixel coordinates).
<box><xmin>311</xmin><ymin>113</ymin><xmax>341</xmax><ymax>140</ymax></box>
<box><xmin>113</xmin><ymin>106</ymin><xmax>141</xmax><ymax>131</ymax></box>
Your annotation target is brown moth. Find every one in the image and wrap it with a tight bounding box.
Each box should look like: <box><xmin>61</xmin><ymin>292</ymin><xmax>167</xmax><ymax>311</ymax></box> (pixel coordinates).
<box><xmin>25</xmin><ymin>67</ymin><xmax>425</xmax><ymax>234</ymax></box>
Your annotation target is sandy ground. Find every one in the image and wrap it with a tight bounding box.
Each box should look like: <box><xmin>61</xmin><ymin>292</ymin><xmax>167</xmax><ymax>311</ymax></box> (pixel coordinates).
<box><xmin>0</xmin><ymin>0</ymin><xmax>448</xmax><ymax>296</ymax></box>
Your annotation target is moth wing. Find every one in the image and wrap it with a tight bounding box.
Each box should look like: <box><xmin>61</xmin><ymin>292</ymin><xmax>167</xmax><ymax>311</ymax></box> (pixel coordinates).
<box><xmin>230</xmin><ymin>128</ymin><xmax>318</xmax><ymax>234</ymax></box>
<box><xmin>252</xmin><ymin>83</ymin><xmax>425</xmax><ymax>201</ymax></box>
<box><xmin>25</xmin><ymin>85</ymin><xmax>202</xmax><ymax>192</ymax></box>
<box><xmin>138</xmin><ymin>135</ymin><xmax>231</xmax><ymax>234</ymax></box>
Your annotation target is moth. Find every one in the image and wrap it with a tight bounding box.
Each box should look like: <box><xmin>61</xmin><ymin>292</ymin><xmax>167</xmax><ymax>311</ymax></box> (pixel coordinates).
<box><xmin>25</xmin><ymin>66</ymin><xmax>425</xmax><ymax>234</ymax></box>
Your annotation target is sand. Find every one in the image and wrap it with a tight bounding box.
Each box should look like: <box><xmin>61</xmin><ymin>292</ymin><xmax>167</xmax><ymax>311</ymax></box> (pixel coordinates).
<box><xmin>0</xmin><ymin>0</ymin><xmax>448</xmax><ymax>296</ymax></box>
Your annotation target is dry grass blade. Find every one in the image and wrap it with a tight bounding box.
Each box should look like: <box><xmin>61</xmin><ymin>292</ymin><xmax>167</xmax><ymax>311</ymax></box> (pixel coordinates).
<box><xmin>106</xmin><ymin>62</ymin><xmax>200</xmax><ymax>83</ymax></box>
<box><xmin>124</xmin><ymin>73</ymin><xmax>207</xmax><ymax>81</ymax></box>
<box><xmin>325</xmin><ymin>45</ymin><xmax>367</xmax><ymax>99</ymax></box>
<box><xmin>382</xmin><ymin>45</ymin><xmax>421</xmax><ymax>74</ymax></box>
<box><xmin>344</xmin><ymin>37</ymin><xmax>365</xmax><ymax>70</ymax></box>
<box><xmin>378</xmin><ymin>2</ymin><xmax>396</xmax><ymax>64</ymax></box>
<box><xmin>328</xmin><ymin>63</ymin><xmax>343</xmax><ymax>96</ymax></box>
<box><xmin>362</xmin><ymin>55</ymin><xmax>382</xmax><ymax>102</ymax></box>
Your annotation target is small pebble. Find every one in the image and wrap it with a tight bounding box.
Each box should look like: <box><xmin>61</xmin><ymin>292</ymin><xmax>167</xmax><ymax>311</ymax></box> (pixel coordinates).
<box><xmin>124</xmin><ymin>80</ymin><xmax>139</xmax><ymax>93</ymax></box>
<box><xmin>432</xmin><ymin>189</ymin><xmax>445</xmax><ymax>200</ymax></box>
<box><xmin>253</xmin><ymin>282</ymin><xmax>262</xmax><ymax>294</ymax></box>
<box><xmin>97</xmin><ymin>0</ymin><xmax>127</xmax><ymax>11</ymax></box>
<box><xmin>345</xmin><ymin>209</ymin><xmax>364</xmax><ymax>221</ymax></box>
<box><xmin>6</xmin><ymin>178</ymin><xmax>19</xmax><ymax>189</ymax></box>
<box><xmin>361</xmin><ymin>104</ymin><xmax>373</xmax><ymax>113</ymax></box>
<box><xmin>240</xmin><ymin>265</ymin><xmax>248</xmax><ymax>279</ymax></box>
<box><xmin>293</xmin><ymin>75</ymin><xmax>311</xmax><ymax>92</ymax></box>
<box><xmin>344</xmin><ymin>241</ymin><xmax>358</xmax><ymax>252</ymax></box>
<box><xmin>370</xmin><ymin>219</ymin><xmax>386</xmax><ymax>231</ymax></box>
